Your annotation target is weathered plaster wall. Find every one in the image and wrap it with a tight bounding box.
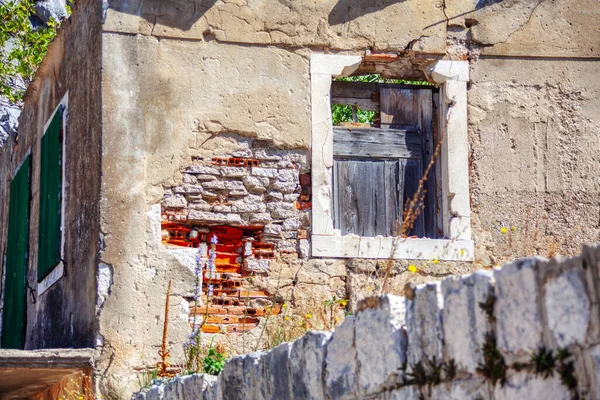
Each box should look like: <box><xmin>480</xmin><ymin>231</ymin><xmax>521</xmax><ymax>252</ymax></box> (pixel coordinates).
<box><xmin>99</xmin><ymin>0</ymin><xmax>600</xmax><ymax>396</ymax></box>
<box><xmin>0</xmin><ymin>0</ymin><xmax>102</xmax><ymax>349</ymax></box>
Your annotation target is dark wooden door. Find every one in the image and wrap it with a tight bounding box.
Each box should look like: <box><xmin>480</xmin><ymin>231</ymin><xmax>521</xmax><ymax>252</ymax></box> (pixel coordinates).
<box><xmin>332</xmin><ymin>85</ymin><xmax>437</xmax><ymax>238</ymax></box>
<box><xmin>2</xmin><ymin>155</ymin><xmax>31</xmax><ymax>349</ymax></box>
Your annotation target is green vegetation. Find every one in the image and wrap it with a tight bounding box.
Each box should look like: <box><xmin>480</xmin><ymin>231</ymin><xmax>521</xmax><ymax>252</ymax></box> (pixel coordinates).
<box><xmin>0</xmin><ymin>1</ymin><xmax>65</xmax><ymax>104</ymax></box>
<box><xmin>202</xmin><ymin>342</ymin><xmax>227</xmax><ymax>375</ymax></box>
<box><xmin>331</xmin><ymin>74</ymin><xmax>434</xmax><ymax>126</ymax></box>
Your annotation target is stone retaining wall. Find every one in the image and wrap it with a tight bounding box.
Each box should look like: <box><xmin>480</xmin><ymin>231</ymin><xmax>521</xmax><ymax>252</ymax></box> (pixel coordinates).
<box><xmin>134</xmin><ymin>244</ymin><xmax>600</xmax><ymax>399</ymax></box>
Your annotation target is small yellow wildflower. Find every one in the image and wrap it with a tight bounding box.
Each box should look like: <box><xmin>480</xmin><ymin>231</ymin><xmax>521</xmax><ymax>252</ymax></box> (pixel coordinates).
<box><xmin>501</xmin><ymin>227</ymin><xmax>508</xmax><ymax>234</ymax></box>
<box><xmin>285</xmin><ymin>316</ymin><xmax>290</xmax><ymax>321</ymax></box>
<box><xmin>407</xmin><ymin>264</ymin><xmax>417</xmax><ymax>273</ymax></box>
<box><xmin>460</xmin><ymin>249</ymin><xmax>465</xmax><ymax>256</ymax></box>
<box><xmin>432</xmin><ymin>258</ymin><xmax>439</xmax><ymax>265</ymax></box>
<box><xmin>339</xmin><ymin>299</ymin><xmax>348</xmax><ymax>307</ymax></box>
<box><xmin>511</xmin><ymin>226</ymin><xmax>516</xmax><ymax>232</ymax></box>
<box><xmin>334</xmin><ymin>317</ymin><xmax>339</xmax><ymax>323</ymax></box>
<box><xmin>282</xmin><ymin>303</ymin><xmax>288</xmax><ymax>309</ymax></box>
<box><xmin>305</xmin><ymin>313</ymin><xmax>312</xmax><ymax>319</ymax></box>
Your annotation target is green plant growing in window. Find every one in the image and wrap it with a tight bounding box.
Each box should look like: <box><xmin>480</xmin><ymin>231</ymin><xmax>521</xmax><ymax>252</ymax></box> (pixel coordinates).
<box><xmin>331</xmin><ymin>74</ymin><xmax>434</xmax><ymax>126</ymax></box>
<box><xmin>0</xmin><ymin>1</ymin><xmax>67</xmax><ymax>104</ymax></box>
<box><xmin>202</xmin><ymin>341</ymin><xmax>227</xmax><ymax>376</ymax></box>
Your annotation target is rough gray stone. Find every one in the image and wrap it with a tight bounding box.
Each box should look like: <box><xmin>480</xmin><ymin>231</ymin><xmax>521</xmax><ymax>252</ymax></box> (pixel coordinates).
<box><xmin>188</xmin><ymin>211</ymin><xmax>242</xmax><ymax>225</ymax></box>
<box><xmin>290</xmin><ymin>331</ymin><xmax>331</xmax><ymax>400</ymax></box>
<box><xmin>196</xmin><ymin>174</ymin><xmax>218</xmax><ymax>181</ymax></box>
<box><xmin>173</xmin><ymin>184</ymin><xmax>203</xmax><ymax>194</ymax></box>
<box><xmin>277</xmin><ymin>168</ymin><xmax>299</xmax><ymax>182</ymax></box>
<box><xmin>544</xmin><ymin>269</ymin><xmax>590</xmax><ymax>347</ymax></box>
<box><xmin>441</xmin><ymin>270</ymin><xmax>493</xmax><ymax>372</ymax></box>
<box><xmin>355</xmin><ymin>295</ymin><xmax>407</xmax><ymax>395</ymax></box>
<box><xmin>220</xmin><ymin>166</ymin><xmax>248</xmax><ymax>177</ymax></box>
<box><xmin>406</xmin><ymin>283</ymin><xmax>443</xmax><ymax>368</ymax></box>
<box><xmin>0</xmin><ymin>105</ymin><xmax>20</xmax><ymax>148</ymax></box>
<box><xmin>254</xmin><ymin>149</ymin><xmax>282</xmax><ymax>161</ymax></box>
<box><xmin>163</xmin><ymin>194</ymin><xmax>187</xmax><ymax>209</ymax></box>
<box><xmin>264</xmin><ymin>342</ymin><xmax>293</xmax><ymax>399</ymax></box>
<box><xmin>387</xmin><ymin>385</ymin><xmax>420</xmax><ymax>400</ymax></box>
<box><xmin>430</xmin><ymin>378</ymin><xmax>491</xmax><ymax>399</ymax></box>
<box><xmin>34</xmin><ymin>0</ymin><xmax>68</xmax><ymax>24</ymax></box>
<box><xmin>273</xmin><ymin>180</ymin><xmax>298</xmax><ymax>194</ymax></box>
<box><xmin>494</xmin><ymin>258</ymin><xmax>544</xmax><ymax>355</ymax></box>
<box><xmin>325</xmin><ymin>316</ymin><xmax>357</xmax><ymax>400</ymax></box>
<box><xmin>493</xmin><ymin>372</ymin><xmax>570</xmax><ymax>400</ymax></box>
<box><xmin>242</xmin><ymin>175</ymin><xmax>269</xmax><ymax>193</ymax></box>
<box><xmin>145</xmin><ymin>385</ymin><xmax>165</xmax><ymax>400</ymax></box>
<box><xmin>263</xmin><ymin>224</ymin><xmax>282</xmax><ymax>236</ymax></box>
<box><xmin>202</xmin><ymin>180</ymin><xmax>226</xmax><ymax>190</ymax></box>
<box><xmin>231</xmin><ymin>201</ymin><xmax>266</xmax><ymax>213</ymax></box>
<box><xmin>251</xmin><ymin>167</ymin><xmax>278</xmax><ymax>178</ymax></box>
<box><xmin>186</xmin><ymin>165</ymin><xmax>221</xmax><ymax>175</ymax></box>
<box><xmin>243</xmin><ymin>352</ymin><xmax>267</xmax><ymax>400</ymax></box>
<box><xmin>219</xmin><ymin>355</ymin><xmax>246</xmax><ymax>400</ymax></box>
<box><xmin>268</xmin><ymin>202</ymin><xmax>299</xmax><ymax>219</ymax></box>
<box><xmin>249</xmin><ymin>213</ymin><xmax>272</xmax><ymax>224</ymax></box>
<box><xmin>223</xmin><ymin>180</ymin><xmax>246</xmax><ymax>191</ymax></box>
<box><xmin>232</xmin><ymin>149</ymin><xmax>253</xmax><ymax>158</ymax></box>
<box><xmin>212</xmin><ymin>205</ymin><xmax>232</xmax><ymax>213</ymax></box>
<box><xmin>282</xmin><ymin>218</ymin><xmax>301</xmax><ymax>231</ymax></box>
<box><xmin>298</xmin><ymin>239</ymin><xmax>310</xmax><ymax>259</ymax></box>
<box><xmin>182</xmin><ymin>173</ymin><xmax>198</xmax><ymax>184</ymax></box>
<box><xmin>265</xmin><ymin>191</ymin><xmax>283</xmax><ymax>201</ymax></box>
<box><xmin>283</xmin><ymin>193</ymin><xmax>300</xmax><ymax>202</ymax></box>
<box><xmin>244</xmin><ymin>258</ymin><xmax>270</xmax><ymax>273</ymax></box>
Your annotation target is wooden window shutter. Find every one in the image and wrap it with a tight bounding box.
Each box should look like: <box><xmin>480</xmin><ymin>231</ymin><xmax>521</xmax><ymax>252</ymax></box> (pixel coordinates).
<box><xmin>332</xmin><ymin>85</ymin><xmax>437</xmax><ymax>238</ymax></box>
<box><xmin>38</xmin><ymin>108</ymin><xmax>63</xmax><ymax>281</ymax></box>
<box><xmin>1</xmin><ymin>155</ymin><xmax>31</xmax><ymax>349</ymax></box>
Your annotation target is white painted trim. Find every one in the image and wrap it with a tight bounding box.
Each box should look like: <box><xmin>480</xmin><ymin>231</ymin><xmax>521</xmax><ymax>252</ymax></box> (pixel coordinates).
<box><xmin>37</xmin><ymin>92</ymin><xmax>69</xmax><ymax>294</ymax></box>
<box><xmin>37</xmin><ymin>261</ymin><xmax>64</xmax><ymax>295</ymax></box>
<box><xmin>309</xmin><ymin>55</ymin><xmax>473</xmax><ymax>261</ymax></box>
<box><xmin>312</xmin><ymin>235</ymin><xmax>474</xmax><ymax>261</ymax></box>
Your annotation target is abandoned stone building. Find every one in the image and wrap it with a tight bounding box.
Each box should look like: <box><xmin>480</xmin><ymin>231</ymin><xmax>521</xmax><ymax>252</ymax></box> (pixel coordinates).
<box><xmin>0</xmin><ymin>0</ymin><xmax>598</xmax><ymax>398</ymax></box>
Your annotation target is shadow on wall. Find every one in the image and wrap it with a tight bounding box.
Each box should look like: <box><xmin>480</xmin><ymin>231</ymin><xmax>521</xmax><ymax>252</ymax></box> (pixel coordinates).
<box><xmin>328</xmin><ymin>0</ymin><xmax>406</xmax><ymax>25</ymax></box>
<box><xmin>108</xmin><ymin>0</ymin><xmax>217</xmax><ymax>30</ymax></box>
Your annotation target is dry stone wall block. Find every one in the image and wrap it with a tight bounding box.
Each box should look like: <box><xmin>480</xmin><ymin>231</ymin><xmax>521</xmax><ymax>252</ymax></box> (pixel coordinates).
<box><xmin>387</xmin><ymin>386</ymin><xmax>420</xmax><ymax>400</ymax></box>
<box><xmin>544</xmin><ymin>269</ymin><xmax>590</xmax><ymax>348</ymax></box>
<box><xmin>494</xmin><ymin>258</ymin><xmax>544</xmax><ymax>356</ymax></box>
<box><xmin>442</xmin><ymin>271</ymin><xmax>494</xmax><ymax>372</ymax></box>
<box><xmin>290</xmin><ymin>331</ymin><xmax>332</xmax><ymax>400</ymax></box>
<box><xmin>218</xmin><ymin>354</ymin><xmax>245</xmax><ymax>400</ymax></box>
<box><xmin>264</xmin><ymin>342</ymin><xmax>293</xmax><ymax>399</ymax></box>
<box><xmin>493</xmin><ymin>372</ymin><xmax>570</xmax><ymax>400</ymax></box>
<box><xmin>355</xmin><ymin>295</ymin><xmax>407</xmax><ymax>395</ymax></box>
<box><xmin>244</xmin><ymin>258</ymin><xmax>270</xmax><ymax>273</ymax></box>
<box><xmin>187</xmin><ymin>211</ymin><xmax>243</xmax><ymax>225</ymax></box>
<box><xmin>325</xmin><ymin>316</ymin><xmax>358</xmax><ymax>400</ymax></box>
<box><xmin>429</xmin><ymin>378</ymin><xmax>491</xmax><ymax>400</ymax></box>
<box><xmin>243</xmin><ymin>352</ymin><xmax>268</xmax><ymax>400</ymax></box>
<box><xmin>186</xmin><ymin>165</ymin><xmax>221</xmax><ymax>175</ymax></box>
<box><xmin>406</xmin><ymin>283</ymin><xmax>444</xmax><ymax>367</ymax></box>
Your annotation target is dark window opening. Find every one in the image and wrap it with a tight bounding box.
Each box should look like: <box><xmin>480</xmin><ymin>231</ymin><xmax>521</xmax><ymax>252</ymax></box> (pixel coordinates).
<box><xmin>331</xmin><ymin>76</ymin><xmax>441</xmax><ymax>239</ymax></box>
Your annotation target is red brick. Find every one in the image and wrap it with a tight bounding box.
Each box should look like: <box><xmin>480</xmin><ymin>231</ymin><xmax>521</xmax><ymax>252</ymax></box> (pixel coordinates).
<box><xmin>226</xmin><ymin>324</ymin><xmax>258</xmax><ymax>334</ymax></box>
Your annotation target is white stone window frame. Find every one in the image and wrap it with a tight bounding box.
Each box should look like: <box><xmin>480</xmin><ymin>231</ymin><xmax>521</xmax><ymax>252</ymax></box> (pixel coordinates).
<box><xmin>310</xmin><ymin>54</ymin><xmax>473</xmax><ymax>261</ymax></box>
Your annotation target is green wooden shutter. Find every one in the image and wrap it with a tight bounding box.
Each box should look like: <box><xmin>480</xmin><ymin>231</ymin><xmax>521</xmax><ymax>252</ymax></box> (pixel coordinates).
<box><xmin>2</xmin><ymin>155</ymin><xmax>31</xmax><ymax>349</ymax></box>
<box><xmin>38</xmin><ymin>108</ymin><xmax>63</xmax><ymax>281</ymax></box>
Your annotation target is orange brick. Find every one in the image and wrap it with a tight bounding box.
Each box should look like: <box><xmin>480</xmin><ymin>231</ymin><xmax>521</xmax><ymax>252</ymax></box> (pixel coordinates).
<box><xmin>226</xmin><ymin>324</ymin><xmax>258</xmax><ymax>334</ymax></box>
<box><xmin>201</xmin><ymin>325</ymin><xmax>220</xmax><ymax>334</ymax></box>
<box><xmin>203</xmin><ymin>315</ymin><xmax>239</xmax><ymax>324</ymax></box>
<box><xmin>191</xmin><ymin>306</ymin><xmax>227</xmax><ymax>315</ymax></box>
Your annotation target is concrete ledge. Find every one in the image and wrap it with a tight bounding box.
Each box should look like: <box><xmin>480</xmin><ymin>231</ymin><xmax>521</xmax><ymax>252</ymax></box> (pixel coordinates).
<box><xmin>0</xmin><ymin>348</ymin><xmax>94</xmax><ymax>369</ymax></box>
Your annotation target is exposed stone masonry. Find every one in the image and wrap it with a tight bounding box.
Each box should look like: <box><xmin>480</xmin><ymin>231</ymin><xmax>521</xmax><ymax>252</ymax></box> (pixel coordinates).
<box><xmin>134</xmin><ymin>245</ymin><xmax>600</xmax><ymax>399</ymax></box>
<box><xmin>161</xmin><ymin>147</ymin><xmax>311</xmax><ymax>334</ymax></box>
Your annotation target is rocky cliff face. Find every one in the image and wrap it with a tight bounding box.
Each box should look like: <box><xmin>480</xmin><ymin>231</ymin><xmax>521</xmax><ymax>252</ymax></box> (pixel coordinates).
<box><xmin>0</xmin><ymin>0</ymin><xmax>68</xmax><ymax>147</ymax></box>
